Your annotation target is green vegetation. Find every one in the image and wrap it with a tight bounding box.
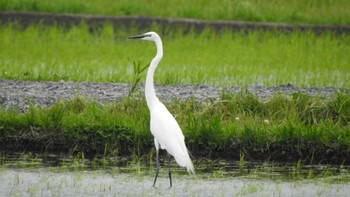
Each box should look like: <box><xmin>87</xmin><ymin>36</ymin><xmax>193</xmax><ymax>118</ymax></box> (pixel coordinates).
<box><xmin>1</xmin><ymin>151</ymin><xmax>349</xmax><ymax>182</ymax></box>
<box><xmin>0</xmin><ymin>23</ymin><xmax>349</xmax><ymax>87</ymax></box>
<box><xmin>1</xmin><ymin>91</ymin><xmax>349</xmax><ymax>163</ymax></box>
<box><xmin>1</xmin><ymin>22</ymin><xmax>349</xmax><ymax>164</ymax></box>
<box><xmin>1</xmin><ymin>0</ymin><xmax>350</xmax><ymax>25</ymax></box>
<box><xmin>129</xmin><ymin>61</ymin><xmax>149</xmax><ymax>97</ymax></box>
<box><xmin>1</xmin><ymin>1</ymin><xmax>349</xmax><ymax>192</ymax></box>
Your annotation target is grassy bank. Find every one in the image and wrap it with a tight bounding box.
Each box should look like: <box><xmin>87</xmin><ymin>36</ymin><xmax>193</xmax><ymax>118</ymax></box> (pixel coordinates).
<box><xmin>1</xmin><ymin>0</ymin><xmax>350</xmax><ymax>25</ymax></box>
<box><xmin>0</xmin><ymin>23</ymin><xmax>349</xmax><ymax>87</ymax></box>
<box><xmin>1</xmin><ymin>91</ymin><xmax>349</xmax><ymax>164</ymax></box>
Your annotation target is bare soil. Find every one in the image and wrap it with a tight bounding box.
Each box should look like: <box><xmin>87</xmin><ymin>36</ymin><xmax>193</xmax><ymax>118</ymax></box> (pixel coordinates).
<box><xmin>0</xmin><ymin>79</ymin><xmax>345</xmax><ymax>112</ymax></box>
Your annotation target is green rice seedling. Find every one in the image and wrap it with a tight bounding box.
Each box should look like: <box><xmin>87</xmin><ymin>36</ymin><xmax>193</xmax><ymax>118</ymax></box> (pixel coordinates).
<box><xmin>239</xmin><ymin>150</ymin><xmax>245</xmax><ymax>173</ymax></box>
<box><xmin>71</xmin><ymin>152</ymin><xmax>86</xmax><ymax>171</ymax></box>
<box><xmin>26</xmin><ymin>184</ymin><xmax>39</xmax><ymax>196</ymax></box>
<box><xmin>291</xmin><ymin>160</ymin><xmax>303</xmax><ymax>179</ymax></box>
<box><xmin>307</xmin><ymin>168</ymin><xmax>315</xmax><ymax>179</ymax></box>
<box><xmin>127</xmin><ymin>152</ymin><xmax>143</xmax><ymax>174</ymax></box>
<box><xmin>91</xmin><ymin>157</ymin><xmax>99</xmax><ymax>170</ymax></box>
<box><xmin>12</xmin><ymin>152</ymin><xmax>43</xmax><ymax>169</ymax></box>
<box><xmin>0</xmin><ymin>23</ymin><xmax>349</xmax><ymax>87</ymax></box>
<box><xmin>212</xmin><ymin>167</ymin><xmax>226</xmax><ymax>178</ymax></box>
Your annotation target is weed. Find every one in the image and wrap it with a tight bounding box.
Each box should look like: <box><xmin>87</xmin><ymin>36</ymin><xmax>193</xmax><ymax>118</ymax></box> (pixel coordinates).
<box><xmin>128</xmin><ymin>60</ymin><xmax>149</xmax><ymax>97</ymax></box>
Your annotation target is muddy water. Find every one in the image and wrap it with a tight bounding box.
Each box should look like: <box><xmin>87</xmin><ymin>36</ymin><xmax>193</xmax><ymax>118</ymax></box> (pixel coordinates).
<box><xmin>1</xmin><ymin>167</ymin><xmax>349</xmax><ymax>197</ymax></box>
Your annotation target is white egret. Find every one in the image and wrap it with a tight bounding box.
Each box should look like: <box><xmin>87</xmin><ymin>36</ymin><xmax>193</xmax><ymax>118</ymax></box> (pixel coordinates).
<box><xmin>129</xmin><ymin>32</ymin><xmax>195</xmax><ymax>188</ymax></box>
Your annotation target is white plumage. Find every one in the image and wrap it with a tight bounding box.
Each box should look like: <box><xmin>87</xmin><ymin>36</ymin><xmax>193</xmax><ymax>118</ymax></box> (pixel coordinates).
<box><xmin>150</xmin><ymin>102</ymin><xmax>194</xmax><ymax>173</ymax></box>
<box><xmin>129</xmin><ymin>31</ymin><xmax>194</xmax><ymax>187</ymax></box>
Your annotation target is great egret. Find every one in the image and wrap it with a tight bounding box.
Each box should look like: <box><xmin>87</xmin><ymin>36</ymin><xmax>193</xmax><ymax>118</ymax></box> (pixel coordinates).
<box><xmin>129</xmin><ymin>32</ymin><xmax>195</xmax><ymax>188</ymax></box>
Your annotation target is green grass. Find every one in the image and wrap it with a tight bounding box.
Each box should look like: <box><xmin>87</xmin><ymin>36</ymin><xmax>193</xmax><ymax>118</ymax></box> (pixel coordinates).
<box><xmin>1</xmin><ymin>91</ymin><xmax>349</xmax><ymax>163</ymax></box>
<box><xmin>1</xmin><ymin>0</ymin><xmax>350</xmax><ymax>25</ymax></box>
<box><xmin>0</xmin><ymin>23</ymin><xmax>349</xmax><ymax>87</ymax></box>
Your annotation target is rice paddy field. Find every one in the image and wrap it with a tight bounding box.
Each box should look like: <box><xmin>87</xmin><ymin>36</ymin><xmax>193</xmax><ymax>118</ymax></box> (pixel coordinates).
<box><xmin>0</xmin><ymin>23</ymin><xmax>349</xmax><ymax>87</ymax></box>
<box><xmin>0</xmin><ymin>152</ymin><xmax>349</xmax><ymax>196</ymax></box>
<box><xmin>1</xmin><ymin>1</ymin><xmax>350</xmax><ymax>195</ymax></box>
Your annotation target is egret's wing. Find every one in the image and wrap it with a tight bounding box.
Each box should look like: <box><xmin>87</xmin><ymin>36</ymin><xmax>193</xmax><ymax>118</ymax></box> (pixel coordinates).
<box><xmin>150</xmin><ymin>102</ymin><xmax>189</xmax><ymax>167</ymax></box>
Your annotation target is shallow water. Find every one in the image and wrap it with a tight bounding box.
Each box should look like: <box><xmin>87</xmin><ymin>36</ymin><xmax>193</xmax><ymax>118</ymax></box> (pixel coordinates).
<box><xmin>0</xmin><ymin>167</ymin><xmax>349</xmax><ymax>197</ymax></box>
<box><xmin>0</xmin><ymin>153</ymin><xmax>349</xmax><ymax>196</ymax></box>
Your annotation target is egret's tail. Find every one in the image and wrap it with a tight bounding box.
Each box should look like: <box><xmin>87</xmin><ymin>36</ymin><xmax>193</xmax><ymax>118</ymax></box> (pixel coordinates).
<box><xmin>174</xmin><ymin>148</ymin><xmax>195</xmax><ymax>174</ymax></box>
<box><xmin>185</xmin><ymin>154</ymin><xmax>195</xmax><ymax>174</ymax></box>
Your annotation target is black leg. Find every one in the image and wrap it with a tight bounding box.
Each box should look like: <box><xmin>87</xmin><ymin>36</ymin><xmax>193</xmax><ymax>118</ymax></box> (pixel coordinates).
<box><xmin>153</xmin><ymin>149</ymin><xmax>160</xmax><ymax>188</ymax></box>
<box><xmin>168</xmin><ymin>154</ymin><xmax>172</xmax><ymax>188</ymax></box>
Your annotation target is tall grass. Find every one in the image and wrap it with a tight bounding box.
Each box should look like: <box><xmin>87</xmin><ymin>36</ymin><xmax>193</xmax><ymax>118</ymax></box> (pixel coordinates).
<box><xmin>1</xmin><ymin>92</ymin><xmax>349</xmax><ymax>163</ymax></box>
<box><xmin>0</xmin><ymin>23</ymin><xmax>349</xmax><ymax>87</ymax></box>
<box><xmin>1</xmin><ymin>0</ymin><xmax>350</xmax><ymax>25</ymax></box>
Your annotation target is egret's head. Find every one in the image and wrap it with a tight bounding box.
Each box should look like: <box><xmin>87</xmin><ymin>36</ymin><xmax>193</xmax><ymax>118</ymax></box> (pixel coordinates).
<box><xmin>128</xmin><ymin>32</ymin><xmax>159</xmax><ymax>42</ymax></box>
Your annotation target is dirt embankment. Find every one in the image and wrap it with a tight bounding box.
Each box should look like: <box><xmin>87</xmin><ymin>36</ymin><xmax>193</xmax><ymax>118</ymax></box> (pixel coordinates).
<box><xmin>1</xmin><ymin>11</ymin><xmax>350</xmax><ymax>34</ymax></box>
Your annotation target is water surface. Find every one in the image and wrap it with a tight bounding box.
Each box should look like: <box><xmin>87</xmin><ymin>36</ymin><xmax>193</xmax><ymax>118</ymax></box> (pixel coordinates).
<box><xmin>0</xmin><ymin>153</ymin><xmax>349</xmax><ymax>196</ymax></box>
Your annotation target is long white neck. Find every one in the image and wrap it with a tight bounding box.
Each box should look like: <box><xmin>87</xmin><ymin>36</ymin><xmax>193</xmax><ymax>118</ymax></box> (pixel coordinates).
<box><xmin>145</xmin><ymin>37</ymin><xmax>163</xmax><ymax>110</ymax></box>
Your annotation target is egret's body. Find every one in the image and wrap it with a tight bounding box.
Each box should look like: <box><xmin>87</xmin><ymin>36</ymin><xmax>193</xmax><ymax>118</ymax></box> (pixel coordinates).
<box><xmin>129</xmin><ymin>32</ymin><xmax>194</xmax><ymax>187</ymax></box>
